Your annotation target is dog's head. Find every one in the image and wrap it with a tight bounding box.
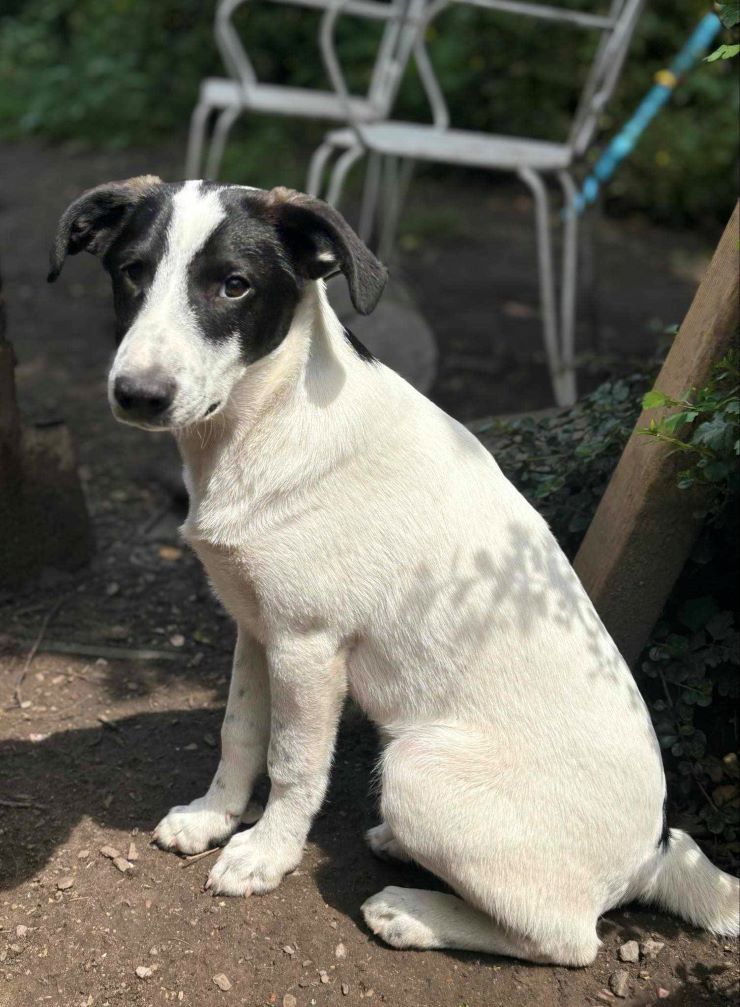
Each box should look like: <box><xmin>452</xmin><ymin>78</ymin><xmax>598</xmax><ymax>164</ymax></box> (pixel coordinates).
<box><xmin>49</xmin><ymin>178</ymin><xmax>386</xmax><ymax>430</ymax></box>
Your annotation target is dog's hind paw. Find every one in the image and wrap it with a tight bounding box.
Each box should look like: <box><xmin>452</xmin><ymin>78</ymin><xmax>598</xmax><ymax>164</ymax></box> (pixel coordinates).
<box><xmin>365</xmin><ymin>822</ymin><xmax>411</xmax><ymax>863</ymax></box>
<box><xmin>362</xmin><ymin>887</ymin><xmax>440</xmax><ymax>950</ymax></box>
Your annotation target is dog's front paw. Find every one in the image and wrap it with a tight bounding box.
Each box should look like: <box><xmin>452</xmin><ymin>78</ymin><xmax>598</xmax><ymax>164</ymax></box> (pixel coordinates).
<box><xmin>205</xmin><ymin>830</ymin><xmax>301</xmax><ymax>896</ymax></box>
<box><xmin>153</xmin><ymin>797</ymin><xmax>239</xmax><ymax>855</ymax></box>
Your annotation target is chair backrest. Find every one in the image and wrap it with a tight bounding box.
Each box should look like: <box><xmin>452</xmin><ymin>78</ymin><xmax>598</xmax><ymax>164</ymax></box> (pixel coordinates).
<box><xmin>324</xmin><ymin>0</ymin><xmax>644</xmax><ymax>158</ymax></box>
<box><xmin>213</xmin><ymin>0</ymin><xmax>421</xmax><ymax>118</ymax></box>
<box><xmin>441</xmin><ymin>0</ymin><xmax>645</xmax><ymax>156</ymax></box>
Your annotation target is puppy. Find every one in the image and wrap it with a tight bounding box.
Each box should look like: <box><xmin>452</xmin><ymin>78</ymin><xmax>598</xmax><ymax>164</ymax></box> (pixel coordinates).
<box><xmin>49</xmin><ymin>178</ymin><xmax>739</xmax><ymax>965</ymax></box>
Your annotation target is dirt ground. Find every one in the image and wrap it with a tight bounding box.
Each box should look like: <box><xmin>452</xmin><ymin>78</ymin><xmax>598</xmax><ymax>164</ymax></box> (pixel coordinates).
<box><xmin>1</xmin><ymin>139</ymin><xmax>738</xmax><ymax>1007</ymax></box>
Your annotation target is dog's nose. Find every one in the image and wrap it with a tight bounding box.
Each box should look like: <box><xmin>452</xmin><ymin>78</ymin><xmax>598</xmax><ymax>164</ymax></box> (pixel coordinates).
<box><xmin>113</xmin><ymin>372</ymin><xmax>176</xmax><ymax>421</ymax></box>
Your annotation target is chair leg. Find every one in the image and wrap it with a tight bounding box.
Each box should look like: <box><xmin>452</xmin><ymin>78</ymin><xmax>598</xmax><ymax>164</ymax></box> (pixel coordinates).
<box><xmin>204</xmin><ymin>105</ymin><xmax>242</xmax><ymax>181</ymax></box>
<box><xmin>378</xmin><ymin>156</ymin><xmax>404</xmax><ymax>265</ymax></box>
<box><xmin>185</xmin><ymin>101</ymin><xmax>213</xmax><ymax>180</ymax></box>
<box><xmin>358</xmin><ymin>152</ymin><xmax>383</xmax><ymax>245</ymax></box>
<box><xmin>518</xmin><ymin>167</ymin><xmax>568</xmax><ymax>407</ymax></box>
<box><xmin>557</xmin><ymin>170</ymin><xmax>579</xmax><ymax>406</ymax></box>
<box><xmin>326</xmin><ymin>145</ymin><xmax>365</xmax><ymax>208</ymax></box>
<box><xmin>307</xmin><ymin>140</ymin><xmax>338</xmax><ymax>198</ymax></box>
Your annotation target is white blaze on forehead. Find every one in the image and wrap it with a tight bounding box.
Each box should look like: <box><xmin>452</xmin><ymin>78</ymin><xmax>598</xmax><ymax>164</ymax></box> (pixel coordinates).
<box><xmin>149</xmin><ymin>180</ymin><xmax>226</xmax><ymax>303</ymax></box>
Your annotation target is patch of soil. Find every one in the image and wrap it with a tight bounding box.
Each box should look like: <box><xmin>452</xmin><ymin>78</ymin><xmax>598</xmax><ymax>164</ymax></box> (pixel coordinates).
<box><xmin>1</xmin><ymin>139</ymin><xmax>737</xmax><ymax>1007</ymax></box>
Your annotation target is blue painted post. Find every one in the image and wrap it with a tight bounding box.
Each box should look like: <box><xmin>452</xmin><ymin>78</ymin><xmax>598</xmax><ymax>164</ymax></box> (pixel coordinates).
<box><xmin>574</xmin><ymin>13</ymin><xmax>723</xmax><ymax>213</ymax></box>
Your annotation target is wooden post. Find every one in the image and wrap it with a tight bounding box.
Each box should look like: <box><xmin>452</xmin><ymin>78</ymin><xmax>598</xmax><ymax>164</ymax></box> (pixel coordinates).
<box><xmin>0</xmin><ymin>263</ymin><xmax>94</xmax><ymax>587</ymax></box>
<box><xmin>574</xmin><ymin>202</ymin><xmax>739</xmax><ymax>667</ymax></box>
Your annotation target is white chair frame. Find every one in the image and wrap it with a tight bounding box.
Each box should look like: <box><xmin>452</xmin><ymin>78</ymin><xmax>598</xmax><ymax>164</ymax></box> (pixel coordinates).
<box><xmin>309</xmin><ymin>0</ymin><xmax>645</xmax><ymax>406</ymax></box>
<box><xmin>184</xmin><ymin>0</ymin><xmax>423</xmax><ymax>182</ymax></box>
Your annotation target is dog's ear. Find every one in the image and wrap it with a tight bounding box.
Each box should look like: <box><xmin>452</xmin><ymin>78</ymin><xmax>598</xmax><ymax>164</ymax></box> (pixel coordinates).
<box><xmin>47</xmin><ymin>175</ymin><xmax>163</xmax><ymax>282</ymax></box>
<box><xmin>266</xmin><ymin>187</ymin><xmax>387</xmax><ymax>315</ymax></box>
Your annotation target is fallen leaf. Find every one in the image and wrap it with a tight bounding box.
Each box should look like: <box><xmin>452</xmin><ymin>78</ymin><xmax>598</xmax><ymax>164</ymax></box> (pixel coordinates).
<box><xmin>159</xmin><ymin>546</ymin><xmax>183</xmax><ymax>561</ymax></box>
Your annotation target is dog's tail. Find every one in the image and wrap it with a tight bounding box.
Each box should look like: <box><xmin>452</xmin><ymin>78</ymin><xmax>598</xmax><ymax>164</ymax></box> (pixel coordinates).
<box><xmin>638</xmin><ymin>829</ymin><xmax>739</xmax><ymax>936</ymax></box>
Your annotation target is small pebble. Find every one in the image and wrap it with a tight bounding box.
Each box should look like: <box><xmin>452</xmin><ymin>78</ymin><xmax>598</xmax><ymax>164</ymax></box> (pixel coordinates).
<box><xmin>341</xmin><ymin>983</ymin><xmax>350</xmax><ymax>996</ymax></box>
<box><xmin>319</xmin><ymin>970</ymin><xmax>330</xmax><ymax>984</ymax></box>
<box><xmin>335</xmin><ymin>942</ymin><xmax>347</xmax><ymax>959</ymax></box>
<box><xmin>618</xmin><ymin>940</ymin><xmax>640</xmax><ymax>963</ymax></box>
<box><xmin>15</xmin><ymin>926</ymin><xmax>28</xmax><ymax>939</ymax></box>
<box><xmin>213</xmin><ymin>973</ymin><xmax>232</xmax><ymax>991</ymax></box>
<box><xmin>77</xmin><ymin>849</ymin><xmax>90</xmax><ymax>860</ymax></box>
<box><xmin>99</xmin><ymin>845</ymin><xmax>122</xmax><ymax>860</ymax></box>
<box><xmin>170</xmin><ymin>633</ymin><xmax>186</xmax><ymax>648</ymax></box>
<box><xmin>282</xmin><ymin>945</ymin><xmax>295</xmax><ymax>956</ymax></box>
<box><xmin>135</xmin><ymin>966</ymin><xmax>153</xmax><ymax>980</ymax></box>
<box><xmin>609</xmin><ymin>970</ymin><xmax>630</xmax><ymax>998</ymax></box>
<box><xmin>127</xmin><ymin>842</ymin><xmax>139</xmax><ymax>862</ymax></box>
<box><xmin>657</xmin><ymin>989</ymin><xmax>670</xmax><ymax>999</ymax></box>
<box><xmin>640</xmin><ymin>938</ymin><xmax>664</xmax><ymax>960</ymax></box>
<box><xmin>282</xmin><ymin>996</ymin><xmax>297</xmax><ymax>1007</ymax></box>
<box><xmin>57</xmin><ymin>877</ymin><xmax>74</xmax><ymax>891</ymax></box>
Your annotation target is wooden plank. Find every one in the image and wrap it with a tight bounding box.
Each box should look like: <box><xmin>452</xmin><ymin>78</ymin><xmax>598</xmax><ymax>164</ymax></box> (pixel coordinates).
<box><xmin>574</xmin><ymin>201</ymin><xmax>739</xmax><ymax>666</ymax></box>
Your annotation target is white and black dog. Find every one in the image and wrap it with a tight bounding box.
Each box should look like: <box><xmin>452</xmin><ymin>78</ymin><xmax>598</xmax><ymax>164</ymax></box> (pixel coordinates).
<box><xmin>49</xmin><ymin>177</ymin><xmax>738</xmax><ymax>965</ymax></box>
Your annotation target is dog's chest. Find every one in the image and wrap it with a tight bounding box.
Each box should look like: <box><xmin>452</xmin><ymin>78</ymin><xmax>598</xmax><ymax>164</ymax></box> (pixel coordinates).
<box><xmin>188</xmin><ymin>535</ymin><xmax>264</xmax><ymax>639</ymax></box>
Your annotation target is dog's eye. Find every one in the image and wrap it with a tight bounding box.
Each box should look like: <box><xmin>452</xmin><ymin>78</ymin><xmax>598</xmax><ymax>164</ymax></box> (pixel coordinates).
<box><xmin>220</xmin><ymin>275</ymin><xmax>251</xmax><ymax>299</ymax></box>
<box><xmin>121</xmin><ymin>260</ymin><xmax>144</xmax><ymax>284</ymax></box>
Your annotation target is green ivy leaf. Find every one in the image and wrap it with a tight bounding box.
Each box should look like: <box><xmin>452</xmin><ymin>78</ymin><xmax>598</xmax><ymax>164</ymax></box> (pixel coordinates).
<box><xmin>661</xmin><ymin>411</ymin><xmax>693</xmax><ymax>434</ymax></box>
<box><xmin>706</xmin><ymin>44</ymin><xmax>740</xmax><ymax>62</ymax></box>
<box><xmin>717</xmin><ymin>3</ymin><xmax>740</xmax><ymax>29</ymax></box>
<box><xmin>642</xmin><ymin>389</ymin><xmax>669</xmax><ymax>409</ymax></box>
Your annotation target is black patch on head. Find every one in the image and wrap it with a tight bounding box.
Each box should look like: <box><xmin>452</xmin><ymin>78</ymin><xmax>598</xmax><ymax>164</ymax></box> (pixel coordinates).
<box><xmin>658</xmin><ymin>794</ymin><xmax>670</xmax><ymax>852</ymax></box>
<box><xmin>104</xmin><ymin>186</ymin><xmax>176</xmax><ymax>344</ymax></box>
<box><xmin>185</xmin><ymin>186</ymin><xmax>300</xmax><ymax>364</ymax></box>
<box><xmin>342</xmin><ymin>326</ymin><xmax>376</xmax><ymax>363</ymax></box>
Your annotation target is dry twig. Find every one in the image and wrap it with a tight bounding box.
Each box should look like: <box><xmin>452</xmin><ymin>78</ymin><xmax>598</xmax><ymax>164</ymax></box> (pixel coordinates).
<box><xmin>14</xmin><ymin>597</ymin><xmax>65</xmax><ymax>706</ymax></box>
<box><xmin>181</xmin><ymin>847</ymin><xmax>220</xmax><ymax>867</ymax></box>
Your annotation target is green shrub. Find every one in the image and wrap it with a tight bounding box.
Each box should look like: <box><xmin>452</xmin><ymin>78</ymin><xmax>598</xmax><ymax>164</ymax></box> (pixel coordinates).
<box><xmin>637</xmin><ymin>351</ymin><xmax>740</xmax><ymax>857</ymax></box>
<box><xmin>473</xmin><ymin>372</ymin><xmax>650</xmax><ymax>558</ymax></box>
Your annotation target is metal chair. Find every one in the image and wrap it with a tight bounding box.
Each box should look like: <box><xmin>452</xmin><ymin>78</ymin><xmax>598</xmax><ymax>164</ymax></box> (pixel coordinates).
<box><xmin>309</xmin><ymin>0</ymin><xmax>645</xmax><ymax>406</ymax></box>
<box><xmin>185</xmin><ymin>0</ymin><xmax>424</xmax><ymax>181</ymax></box>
